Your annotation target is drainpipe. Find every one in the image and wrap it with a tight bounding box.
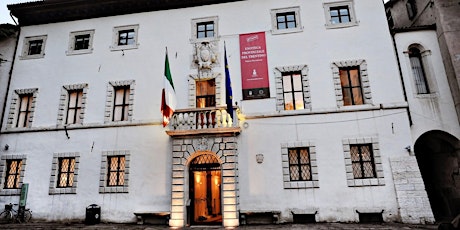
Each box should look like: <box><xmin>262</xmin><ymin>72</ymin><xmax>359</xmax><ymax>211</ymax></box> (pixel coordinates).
<box><xmin>0</xmin><ymin>13</ymin><xmax>20</xmax><ymax>131</ymax></box>
<box><xmin>391</xmin><ymin>30</ymin><xmax>413</xmax><ymax>125</ymax></box>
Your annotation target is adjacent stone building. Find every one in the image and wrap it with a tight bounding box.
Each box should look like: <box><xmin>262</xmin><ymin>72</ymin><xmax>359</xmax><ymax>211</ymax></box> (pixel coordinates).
<box><xmin>0</xmin><ymin>0</ymin><xmax>453</xmax><ymax>227</ymax></box>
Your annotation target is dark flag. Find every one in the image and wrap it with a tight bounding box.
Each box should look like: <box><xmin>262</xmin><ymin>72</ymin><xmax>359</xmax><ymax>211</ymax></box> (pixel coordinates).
<box><xmin>224</xmin><ymin>43</ymin><xmax>233</xmax><ymax>119</ymax></box>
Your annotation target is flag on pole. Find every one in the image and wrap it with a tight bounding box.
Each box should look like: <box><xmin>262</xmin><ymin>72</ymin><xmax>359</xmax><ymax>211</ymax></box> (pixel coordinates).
<box><xmin>224</xmin><ymin>43</ymin><xmax>233</xmax><ymax>119</ymax></box>
<box><xmin>161</xmin><ymin>48</ymin><xmax>176</xmax><ymax>127</ymax></box>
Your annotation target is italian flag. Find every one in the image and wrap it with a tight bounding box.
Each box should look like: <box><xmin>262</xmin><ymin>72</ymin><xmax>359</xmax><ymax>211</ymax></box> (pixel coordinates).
<box><xmin>161</xmin><ymin>50</ymin><xmax>176</xmax><ymax>127</ymax></box>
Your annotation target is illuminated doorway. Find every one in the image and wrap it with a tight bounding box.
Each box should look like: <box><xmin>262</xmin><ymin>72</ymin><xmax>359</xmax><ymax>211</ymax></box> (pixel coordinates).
<box><xmin>189</xmin><ymin>154</ymin><xmax>222</xmax><ymax>225</ymax></box>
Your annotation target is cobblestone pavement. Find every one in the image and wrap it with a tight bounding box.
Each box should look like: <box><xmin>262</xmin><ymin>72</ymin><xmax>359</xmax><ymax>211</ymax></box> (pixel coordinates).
<box><xmin>0</xmin><ymin>222</ymin><xmax>440</xmax><ymax>230</ymax></box>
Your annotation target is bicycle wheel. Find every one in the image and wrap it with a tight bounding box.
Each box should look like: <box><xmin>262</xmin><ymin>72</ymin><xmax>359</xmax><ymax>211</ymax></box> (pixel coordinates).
<box><xmin>0</xmin><ymin>210</ymin><xmax>13</xmax><ymax>223</ymax></box>
<box><xmin>22</xmin><ymin>210</ymin><xmax>32</xmax><ymax>223</ymax></box>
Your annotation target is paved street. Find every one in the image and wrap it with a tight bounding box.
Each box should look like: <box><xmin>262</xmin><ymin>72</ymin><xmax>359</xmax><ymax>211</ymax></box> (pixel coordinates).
<box><xmin>0</xmin><ymin>222</ymin><xmax>440</xmax><ymax>230</ymax></box>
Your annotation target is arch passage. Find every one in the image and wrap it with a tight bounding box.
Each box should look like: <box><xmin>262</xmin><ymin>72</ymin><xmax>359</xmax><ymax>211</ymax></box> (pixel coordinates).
<box><xmin>189</xmin><ymin>154</ymin><xmax>222</xmax><ymax>225</ymax></box>
<box><xmin>415</xmin><ymin>131</ymin><xmax>460</xmax><ymax>222</ymax></box>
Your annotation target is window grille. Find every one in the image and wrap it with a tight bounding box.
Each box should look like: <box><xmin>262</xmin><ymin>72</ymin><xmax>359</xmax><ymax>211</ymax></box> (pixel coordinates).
<box><xmin>4</xmin><ymin>160</ymin><xmax>22</xmax><ymax>189</ymax></box>
<box><xmin>350</xmin><ymin>144</ymin><xmax>376</xmax><ymax>179</ymax></box>
<box><xmin>339</xmin><ymin>67</ymin><xmax>363</xmax><ymax>106</ymax></box>
<box><xmin>276</xmin><ymin>12</ymin><xmax>296</xmax><ymax>29</ymax></box>
<box><xmin>57</xmin><ymin>157</ymin><xmax>75</xmax><ymax>188</ymax></box>
<box><xmin>16</xmin><ymin>94</ymin><xmax>33</xmax><ymax>128</ymax></box>
<box><xmin>409</xmin><ymin>48</ymin><xmax>429</xmax><ymax>94</ymax></box>
<box><xmin>282</xmin><ymin>71</ymin><xmax>304</xmax><ymax>110</ymax></box>
<box><xmin>288</xmin><ymin>147</ymin><xmax>312</xmax><ymax>181</ymax></box>
<box><xmin>113</xmin><ymin>86</ymin><xmax>130</xmax><ymax>121</ymax></box>
<box><xmin>107</xmin><ymin>156</ymin><xmax>125</xmax><ymax>186</ymax></box>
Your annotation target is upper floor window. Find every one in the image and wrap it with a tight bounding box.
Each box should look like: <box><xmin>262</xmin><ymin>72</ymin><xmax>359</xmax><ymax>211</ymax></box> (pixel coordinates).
<box><xmin>196</xmin><ymin>79</ymin><xmax>216</xmax><ymax>108</ymax></box>
<box><xmin>111</xmin><ymin>25</ymin><xmax>139</xmax><ymax>51</ymax></box>
<box><xmin>340</xmin><ymin>67</ymin><xmax>363</xmax><ymax>106</ymax></box>
<box><xmin>66</xmin><ymin>90</ymin><xmax>83</xmax><ymax>124</ymax></box>
<box><xmin>191</xmin><ymin>16</ymin><xmax>218</xmax><ymax>42</ymax></box>
<box><xmin>67</xmin><ymin>30</ymin><xmax>94</xmax><ymax>55</ymax></box>
<box><xmin>331</xmin><ymin>59</ymin><xmax>372</xmax><ymax>107</ymax></box>
<box><xmin>271</xmin><ymin>7</ymin><xmax>302</xmax><ymax>34</ymax></box>
<box><xmin>274</xmin><ymin>65</ymin><xmax>311</xmax><ymax>111</ymax></box>
<box><xmin>7</xmin><ymin>88</ymin><xmax>38</xmax><ymax>129</ymax></box>
<box><xmin>20</xmin><ymin>35</ymin><xmax>47</xmax><ymax>59</ymax></box>
<box><xmin>409</xmin><ymin>47</ymin><xmax>430</xmax><ymax>94</ymax></box>
<box><xmin>16</xmin><ymin>94</ymin><xmax>33</xmax><ymax>128</ymax></box>
<box><xmin>4</xmin><ymin>159</ymin><xmax>22</xmax><ymax>189</ymax></box>
<box><xmin>406</xmin><ymin>0</ymin><xmax>417</xmax><ymax>20</ymax></box>
<box><xmin>324</xmin><ymin>1</ymin><xmax>358</xmax><ymax>29</ymax></box>
<box><xmin>105</xmin><ymin>80</ymin><xmax>134</xmax><ymax>123</ymax></box>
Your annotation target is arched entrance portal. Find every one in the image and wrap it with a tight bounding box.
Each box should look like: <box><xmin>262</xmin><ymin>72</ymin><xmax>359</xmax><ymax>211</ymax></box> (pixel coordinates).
<box><xmin>414</xmin><ymin>130</ymin><xmax>460</xmax><ymax>222</ymax></box>
<box><xmin>189</xmin><ymin>153</ymin><xmax>222</xmax><ymax>225</ymax></box>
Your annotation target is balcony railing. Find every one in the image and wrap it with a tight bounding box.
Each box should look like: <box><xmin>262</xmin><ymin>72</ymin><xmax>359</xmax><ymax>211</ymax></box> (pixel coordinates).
<box><xmin>166</xmin><ymin>106</ymin><xmax>241</xmax><ymax>136</ymax></box>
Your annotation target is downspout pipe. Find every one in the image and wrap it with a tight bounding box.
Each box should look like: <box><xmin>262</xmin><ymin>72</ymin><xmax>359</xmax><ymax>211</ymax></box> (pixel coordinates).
<box><xmin>0</xmin><ymin>13</ymin><xmax>20</xmax><ymax>132</ymax></box>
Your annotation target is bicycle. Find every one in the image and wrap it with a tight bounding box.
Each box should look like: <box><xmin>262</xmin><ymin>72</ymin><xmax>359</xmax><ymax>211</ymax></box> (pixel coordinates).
<box><xmin>0</xmin><ymin>203</ymin><xmax>32</xmax><ymax>223</ymax></box>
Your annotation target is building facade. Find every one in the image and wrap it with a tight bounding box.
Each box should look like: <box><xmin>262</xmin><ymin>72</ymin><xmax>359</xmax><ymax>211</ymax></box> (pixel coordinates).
<box><xmin>0</xmin><ymin>0</ymin><xmax>444</xmax><ymax>227</ymax></box>
<box><xmin>386</xmin><ymin>0</ymin><xmax>460</xmax><ymax>224</ymax></box>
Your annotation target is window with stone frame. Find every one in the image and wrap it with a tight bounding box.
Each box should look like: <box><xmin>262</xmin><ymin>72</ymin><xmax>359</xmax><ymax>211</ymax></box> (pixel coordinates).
<box><xmin>67</xmin><ymin>30</ymin><xmax>94</xmax><ymax>55</ymax></box>
<box><xmin>271</xmin><ymin>7</ymin><xmax>302</xmax><ymax>34</ymax></box>
<box><xmin>111</xmin><ymin>25</ymin><xmax>139</xmax><ymax>51</ymax></box>
<box><xmin>274</xmin><ymin>65</ymin><xmax>311</xmax><ymax>111</ymax></box>
<box><xmin>99</xmin><ymin>151</ymin><xmax>130</xmax><ymax>193</ymax></box>
<box><xmin>191</xmin><ymin>16</ymin><xmax>218</xmax><ymax>42</ymax></box>
<box><xmin>7</xmin><ymin>88</ymin><xmax>38</xmax><ymax>129</ymax></box>
<box><xmin>57</xmin><ymin>84</ymin><xmax>88</xmax><ymax>126</ymax></box>
<box><xmin>282</xmin><ymin>141</ymin><xmax>319</xmax><ymax>189</ymax></box>
<box><xmin>323</xmin><ymin>1</ymin><xmax>358</xmax><ymax>29</ymax></box>
<box><xmin>20</xmin><ymin>35</ymin><xmax>47</xmax><ymax>59</ymax></box>
<box><xmin>104</xmin><ymin>80</ymin><xmax>134</xmax><ymax>123</ymax></box>
<box><xmin>406</xmin><ymin>0</ymin><xmax>417</xmax><ymax>20</ymax></box>
<box><xmin>342</xmin><ymin>137</ymin><xmax>385</xmax><ymax>187</ymax></box>
<box><xmin>0</xmin><ymin>155</ymin><xmax>27</xmax><ymax>196</ymax></box>
<box><xmin>331</xmin><ymin>60</ymin><xmax>372</xmax><ymax>107</ymax></box>
<box><xmin>49</xmin><ymin>152</ymin><xmax>80</xmax><ymax>195</ymax></box>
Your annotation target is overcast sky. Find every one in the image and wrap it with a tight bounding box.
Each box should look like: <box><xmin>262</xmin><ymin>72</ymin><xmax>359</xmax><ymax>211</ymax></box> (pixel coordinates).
<box><xmin>1</xmin><ymin>0</ymin><xmax>391</xmax><ymax>25</ymax></box>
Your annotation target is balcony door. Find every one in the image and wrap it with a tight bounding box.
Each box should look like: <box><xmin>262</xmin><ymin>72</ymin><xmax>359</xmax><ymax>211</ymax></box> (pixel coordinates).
<box><xmin>196</xmin><ymin>79</ymin><xmax>216</xmax><ymax>108</ymax></box>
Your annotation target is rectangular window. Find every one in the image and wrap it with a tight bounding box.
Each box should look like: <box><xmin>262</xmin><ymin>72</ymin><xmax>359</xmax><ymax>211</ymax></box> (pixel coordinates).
<box><xmin>66</xmin><ymin>90</ymin><xmax>83</xmax><ymax>124</ymax></box>
<box><xmin>118</xmin><ymin>29</ymin><xmax>135</xmax><ymax>46</ymax></box>
<box><xmin>340</xmin><ymin>67</ymin><xmax>363</xmax><ymax>106</ymax></box>
<box><xmin>282</xmin><ymin>72</ymin><xmax>304</xmax><ymax>110</ymax></box>
<box><xmin>28</xmin><ymin>39</ymin><xmax>43</xmax><ymax>55</ymax></box>
<box><xmin>196</xmin><ymin>79</ymin><xmax>216</xmax><ymax>108</ymax></box>
<box><xmin>288</xmin><ymin>147</ymin><xmax>312</xmax><ymax>181</ymax></box>
<box><xmin>197</xmin><ymin>21</ymin><xmax>214</xmax><ymax>39</ymax></box>
<box><xmin>330</xmin><ymin>6</ymin><xmax>351</xmax><ymax>24</ymax></box>
<box><xmin>113</xmin><ymin>86</ymin><xmax>130</xmax><ymax>121</ymax></box>
<box><xmin>276</xmin><ymin>12</ymin><xmax>296</xmax><ymax>29</ymax></box>
<box><xmin>350</xmin><ymin>144</ymin><xmax>376</xmax><ymax>179</ymax></box>
<box><xmin>4</xmin><ymin>160</ymin><xmax>22</xmax><ymax>189</ymax></box>
<box><xmin>57</xmin><ymin>157</ymin><xmax>75</xmax><ymax>188</ymax></box>
<box><xmin>16</xmin><ymin>94</ymin><xmax>33</xmax><ymax>128</ymax></box>
<box><xmin>107</xmin><ymin>156</ymin><xmax>125</xmax><ymax>186</ymax></box>
<box><xmin>74</xmin><ymin>34</ymin><xmax>90</xmax><ymax>50</ymax></box>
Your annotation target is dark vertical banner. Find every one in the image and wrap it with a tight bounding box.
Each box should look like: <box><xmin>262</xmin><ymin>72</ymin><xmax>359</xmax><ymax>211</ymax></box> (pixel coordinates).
<box><xmin>239</xmin><ymin>32</ymin><xmax>270</xmax><ymax>100</ymax></box>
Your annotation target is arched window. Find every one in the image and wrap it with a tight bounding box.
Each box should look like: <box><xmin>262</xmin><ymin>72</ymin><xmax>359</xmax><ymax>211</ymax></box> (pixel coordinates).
<box><xmin>409</xmin><ymin>47</ymin><xmax>430</xmax><ymax>94</ymax></box>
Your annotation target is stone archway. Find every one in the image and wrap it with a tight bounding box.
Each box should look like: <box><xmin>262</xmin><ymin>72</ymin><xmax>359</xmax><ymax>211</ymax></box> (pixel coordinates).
<box><xmin>414</xmin><ymin>130</ymin><xmax>460</xmax><ymax>222</ymax></box>
<box><xmin>169</xmin><ymin>136</ymin><xmax>239</xmax><ymax>228</ymax></box>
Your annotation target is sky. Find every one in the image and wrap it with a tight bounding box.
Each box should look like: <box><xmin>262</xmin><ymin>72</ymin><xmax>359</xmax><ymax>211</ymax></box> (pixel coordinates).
<box><xmin>1</xmin><ymin>0</ymin><xmax>392</xmax><ymax>24</ymax></box>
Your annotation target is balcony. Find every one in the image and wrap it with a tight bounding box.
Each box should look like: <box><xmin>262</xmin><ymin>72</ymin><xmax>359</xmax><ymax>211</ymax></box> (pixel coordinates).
<box><xmin>166</xmin><ymin>106</ymin><xmax>241</xmax><ymax>137</ymax></box>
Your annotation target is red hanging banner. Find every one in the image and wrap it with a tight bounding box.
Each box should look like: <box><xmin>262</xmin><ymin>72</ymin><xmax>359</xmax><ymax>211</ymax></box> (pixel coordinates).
<box><xmin>239</xmin><ymin>32</ymin><xmax>270</xmax><ymax>100</ymax></box>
